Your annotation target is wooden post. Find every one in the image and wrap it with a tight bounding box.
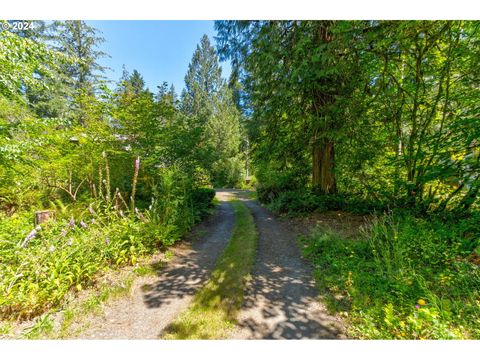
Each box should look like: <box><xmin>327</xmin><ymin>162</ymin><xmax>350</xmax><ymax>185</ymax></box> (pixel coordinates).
<box><xmin>34</xmin><ymin>210</ymin><xmax>56</xmax><ymax>225</ymax></box>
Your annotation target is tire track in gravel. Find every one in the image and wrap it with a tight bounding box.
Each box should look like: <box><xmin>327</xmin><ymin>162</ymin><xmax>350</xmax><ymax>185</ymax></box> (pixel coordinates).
<box><xmin>74</xmin><ymin>190</ymin><xmax>235</xmax><ymax>339</ymax></box>
<box><xmin>230</xmin><ymin>190</ymin><xmax>346</xmax><ymax>339</ymax></box>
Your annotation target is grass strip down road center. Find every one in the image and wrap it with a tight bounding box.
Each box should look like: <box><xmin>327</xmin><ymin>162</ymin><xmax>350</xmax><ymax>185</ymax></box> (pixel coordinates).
<box><xmin>162</xmin><ymin>199</ymin><xmax>257</xmax><ymax>339</ymax></box>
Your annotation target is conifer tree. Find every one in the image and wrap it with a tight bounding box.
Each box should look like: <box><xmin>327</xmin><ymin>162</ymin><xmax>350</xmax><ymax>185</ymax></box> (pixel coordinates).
<box><xmin>181</xmin><ymin>34</ymin><xmax>243</xmax><ymax>186</ymax></box>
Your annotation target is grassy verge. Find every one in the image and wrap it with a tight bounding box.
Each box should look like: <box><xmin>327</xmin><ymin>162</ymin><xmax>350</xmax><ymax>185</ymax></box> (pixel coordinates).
<box><xmin>22</xmin><ymin>276</ymin><xmax>135</xmax><ymax>339</ymax></box>
<box><xmin>0</xmin><ymin>187</ymin><xmax>215</xmax><ymax>322</ymax></box>
<box><xmin>162</xmin><ymin>200</ymin><xmax>257</xmax><ymax>339</ymax></box>
<box><xmin>0</xmin><ymin>252</ymin><xmax>171</xmax><ymax>339</ymax></box>
<box><xmin>300</xmin><ymin>212</ymin><xmax>480</xmax><ymax>339</ymax></box>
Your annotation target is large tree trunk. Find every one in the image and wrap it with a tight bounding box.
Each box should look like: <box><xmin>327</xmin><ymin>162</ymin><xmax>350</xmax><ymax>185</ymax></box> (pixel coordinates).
<box><xmin>312</xmin><ymin>138</ymin><xmax>337</xmax><ymax>194</ymax></box>
<box><xmin>308</xmin><ymin>21</ymin><xmax>337</xmax><ymax>194</ymax></box>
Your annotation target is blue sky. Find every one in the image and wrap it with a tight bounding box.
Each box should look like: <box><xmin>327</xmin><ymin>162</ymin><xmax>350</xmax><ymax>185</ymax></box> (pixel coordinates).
<box><xmin>85</xmin><ymin>20</ymin><xmax>231</xmax><ymax>95</ymax></box>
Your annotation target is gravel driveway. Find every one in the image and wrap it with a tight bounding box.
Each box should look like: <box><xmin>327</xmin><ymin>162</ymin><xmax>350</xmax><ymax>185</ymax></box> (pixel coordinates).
<box><xmin>75</xmin><ymin>191</ymin><xmax>235</xmax><ymax>339</ymax></box>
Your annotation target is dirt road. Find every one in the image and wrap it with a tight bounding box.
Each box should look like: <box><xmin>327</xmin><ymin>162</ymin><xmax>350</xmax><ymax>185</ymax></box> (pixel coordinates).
<box><xmin>72</xmin><ymin>189</ymin><xmax>344</xmax><ymax>339</ymax></box>
<box><xmin>75</xmin><ymin>191</ymin><xmax>235</xmax><ymax>339</ymax></box>
<box><xmin>229</xmin><ymin>190</ymin><xmax>345</xmax><ymax>339</ymax></box>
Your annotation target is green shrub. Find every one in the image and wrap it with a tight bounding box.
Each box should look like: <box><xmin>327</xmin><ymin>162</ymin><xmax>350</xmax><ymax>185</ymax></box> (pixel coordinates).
<box><xmin>0</xmin><ymin>182</ymin><xmax>217</xmax><ymax>321</ymax></box>
<box><xmin>267</xmin><ymin>189</ymin><xmax>324</xmax><ymax>215</ymax></box>
<box><xmin>191</xmin><ymin>188</ymin><xmax>215</xmax><ymax>209</ymax></box>
<box><xmin>260</xmin><ymin>187</ymin><xmax>387</xmax><ymax>216</ymax></box>
<box><xmin>190</xmin><ymin>188</ymin><xmax>216</xmax><ymax>219</ymax></box>
<box><xmin>300</xmin><ymin>212</ymin><xmax>480</xmax><ymax>339</ymax></box>
<box><xmin>256</xmin><ymin>169</ymin><xmax>308</xmax><ymax>204</ymax></box>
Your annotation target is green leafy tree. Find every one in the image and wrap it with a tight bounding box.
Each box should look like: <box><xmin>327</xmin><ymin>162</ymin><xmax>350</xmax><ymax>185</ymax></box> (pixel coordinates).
<box><xmin>216</xmin><ymin>21</ymin><xmax>351</xmax><ymax>194</ymax></box>
<box><xmin>0</xmin><ymin>24</ymin><xmax>70</xmax><ymax>102</ymax></box>
<box><xmin>216</xmin><ymin>20</ymin><xmax>480</xmax><ymax>211</ymax></box>
<box><xmin>341</xmin><ymin>21</ymin><xmax>480</xmax><ymax>210</ymax></box>
<box><xmin>181</xmin><ymin>34</ymin><xmax>243</xmax><ymax>186</ymax></box>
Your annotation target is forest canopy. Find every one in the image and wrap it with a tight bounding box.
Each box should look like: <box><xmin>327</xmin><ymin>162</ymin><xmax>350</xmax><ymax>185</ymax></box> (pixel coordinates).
<box><xmin>215</xmin><ymin>20</ymin><xmax>480</xmax><ymax>213</ymax></box>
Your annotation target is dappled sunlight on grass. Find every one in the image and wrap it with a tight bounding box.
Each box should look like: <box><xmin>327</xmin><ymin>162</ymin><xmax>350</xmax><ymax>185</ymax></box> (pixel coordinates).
<box><xmin>161</xmin><ymin>199</ymin><xmax>257</xmax><ymax>339</ymax></box>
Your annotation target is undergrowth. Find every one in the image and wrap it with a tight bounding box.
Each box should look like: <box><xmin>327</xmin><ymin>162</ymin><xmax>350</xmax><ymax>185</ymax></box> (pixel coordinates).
<box><xmin>260</xmin><ymin>187</ymin><xmax>386</xmax><ymax>216</ymax></box>
<box><xmin>300</xmin><ymin>212</ymin><xmax>480</xmax><ymax>339</ymax></box>
<box><xmin>0</xmin><ymin>187</ymin><xmax>215</xmax><ymax>322</ymax></box>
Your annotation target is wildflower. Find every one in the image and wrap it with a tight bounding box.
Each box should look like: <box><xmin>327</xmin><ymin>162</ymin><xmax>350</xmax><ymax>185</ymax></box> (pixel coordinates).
<box><xmin>119</xmin><ymin>210</ymin><xmax>124</xmax><ymax>217</ymax></box>
<box><xmin>105</xmin><ymin>237</ymin><xmax>110</xmax><ymax>245</ymax></box>
<box><xmin>67</xmin><ymin>238</ymin><xmax>73</xmax><ymax>246</ymax></box>
<box><xmin>26</xmin><ymin>228</ymin><xmax>37</xmax><ymax>241</ymax></box>
<box><xmin>60</xmin><ymin>228</ymin><xmax>67</xmax><ymax>237</ymax></box>
<box><xmin>135</xmin><ymin>157</ymin><xmax>140</xmax><ymax>172</ymax></box>
<box><xmin>22</xmin><ymin>228</ymin><xmax>38</xmax><ymax>247</ymax></box>
<box><xmin>134</xmin><ymin>207</ymin><xmax>145</xmax><ymax>220</ymax></box>
<box><xmin>91</xmin><ymin>218</ymin><xmax>95</xmax><ymax>224</ymax></box>
<box><xmin>415</xmin><ymin>304</ymin><xmax>420</xmax><ymax>309</ymax></box>
<box><xmin>35</xmin><ymin>225</ymin><xmax>41</xmax><ymax>231</ymax></box>
<box><xmin>88</xmin><ymin>206</ymin><xmax>95</xmax><ymax>215</ymax></box>
<box><xmin>69</xmin><ymin>217</ymin><xmax>75</xmax><ymax>228</ymax></box>
<box><xmin>80</xmin><ymin>220</ymin><xmax>88</xmax><ymax>229</ymax></box>
<box><xmin>417</xmin><ymin>299</ymin><xmax>426</xmax><ymax>306</ymax></box>
<box><xmin>49</xmin><ymin>245</ymin><xmax>55</xmax><ymax>252</ymax></box>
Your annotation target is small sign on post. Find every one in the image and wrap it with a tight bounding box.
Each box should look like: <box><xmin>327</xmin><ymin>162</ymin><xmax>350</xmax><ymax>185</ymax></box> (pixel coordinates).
<box><xmin>34</xmin><ymin>210</ymin><xmax>56</xmax><ymax>226</ymax></box>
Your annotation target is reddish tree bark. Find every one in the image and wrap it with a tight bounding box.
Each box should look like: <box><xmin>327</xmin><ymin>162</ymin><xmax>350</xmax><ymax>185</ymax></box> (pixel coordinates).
<box><xmin>312</xmin><ymin>138</ymin><xmax>337</xmax><ymax>194</ymax></box>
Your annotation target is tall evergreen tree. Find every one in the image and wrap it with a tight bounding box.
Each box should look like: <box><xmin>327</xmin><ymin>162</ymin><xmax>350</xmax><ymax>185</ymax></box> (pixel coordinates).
<box><xmin>51</xmin><ymin>21</ymin><xmax>108</xmax><ymax>92</ymax></box>
<box><xmin>118</xmin><ymin>67</ymin><xmax>147</xmax><ymax>96</ymax></box>
<box><xmin>181</xmin><ymin>35</ymin><xmax>223</xmax><ymax>120</ymax></box>
<box><xmin>181</xmin><ymin>34</ymin><xmax>243</xmax><ymax>186</ymax></box>
<box><xmin>43</xmin><ymin>21</ymin><xmax>110</xmax><ymax>124</ymax></box>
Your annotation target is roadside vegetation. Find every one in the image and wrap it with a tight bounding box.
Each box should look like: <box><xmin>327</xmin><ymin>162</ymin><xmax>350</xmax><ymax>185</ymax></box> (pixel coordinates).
<box><xmin>0</xmin><ymin>251</ymin><xmax>172</xmax><ymax>339</ymax></box>
<box><xmin>300</xmin><ymin>212</ymin><xmax>480</xmax><ymax>339</ymax></box>
<box><xmin>216</xmin><ymin>20</ymin><xmax>480</xmax><ymax>339</ymax></box>
<box><xmin>163</xmin><ymin>200</ymin><xmax>257</xmax><ymax>339</ymax></box>
<box><xmin>0</xmin><ymin>20</ymin><xmax>241</xmax><ymax>327</ymax></box>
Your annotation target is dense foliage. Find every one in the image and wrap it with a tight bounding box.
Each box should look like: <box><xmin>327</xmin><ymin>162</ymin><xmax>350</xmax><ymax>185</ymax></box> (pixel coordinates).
<box><xmin>301</xmin><ymin>212</ymin><xmax>480</xmax><ymax>339</ymax></box>
<box><xmin>181</xmin><ymin>35</ymin><xmax>244</xmax><ymax>187</ymax></box>
<box><xmin>0</xmin><ymin>21</ymin><xmax>241</xmax><ymax>321</ymax></box>
<box><xmin>215</xmin><ymin>20</ymin><xmax>480</xmax><ymax>211</ymax></box>
<box><xmin>215</xmin><ymin>20</ymin><xmax>480</xmax><ymax>339</ymax></box>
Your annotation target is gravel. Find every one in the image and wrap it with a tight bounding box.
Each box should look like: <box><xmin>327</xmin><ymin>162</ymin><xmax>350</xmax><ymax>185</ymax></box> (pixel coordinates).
<box><xmin>229</xmin><ymin>190</ymin><xmax>346</xmax><ymax>339</ymax></box>
<box><xmin>73</xmin><ymin>191</ymin><xmax>235</xmax><ymax>339</ymax></box>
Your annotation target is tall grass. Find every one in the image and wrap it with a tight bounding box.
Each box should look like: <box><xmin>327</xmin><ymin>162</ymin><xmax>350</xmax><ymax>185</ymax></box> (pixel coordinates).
<box><xmin>0</xmin><ymin>166</ymin><xmax>216</xmax><ymax>322</ymax></box>
<box><xmin>301</xmin><ymin>212</ymin><xmax>480</xmax><ymax>339</ymax></box>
